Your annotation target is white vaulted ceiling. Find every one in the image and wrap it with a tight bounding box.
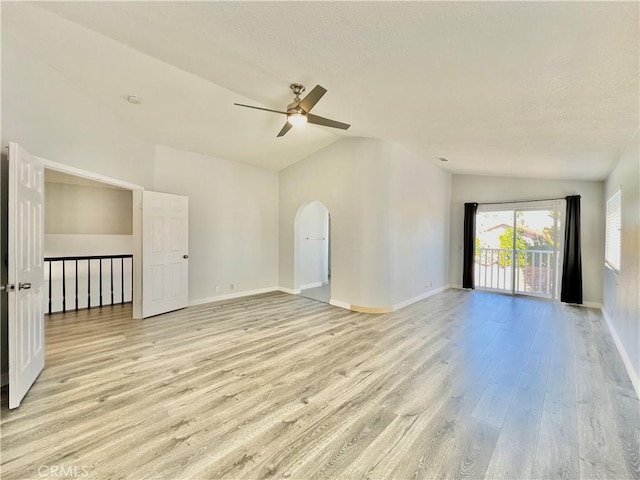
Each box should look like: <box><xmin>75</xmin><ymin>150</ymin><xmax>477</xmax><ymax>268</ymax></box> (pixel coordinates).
<box><xmin>4</xmin><ymin>1</ymin><xmax>639</xmax><ymax>178</ymax></box>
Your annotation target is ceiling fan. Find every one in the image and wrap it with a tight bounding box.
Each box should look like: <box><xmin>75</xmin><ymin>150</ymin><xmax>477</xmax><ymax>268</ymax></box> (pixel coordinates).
<box><xmin>234</xmin><ymin>84</ymin><xmax>351</xmax><ymax>137</ymax></box>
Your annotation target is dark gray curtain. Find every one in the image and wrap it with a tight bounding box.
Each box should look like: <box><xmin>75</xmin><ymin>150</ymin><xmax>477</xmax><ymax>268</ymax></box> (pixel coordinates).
<box><xmin>463</xmin><ymin>203</ymin><xmax>478</xmax><ymax>289</ymax></box>
<box><xmin>561</xmin><ymin>195</ymin><xmax>583</xmax><ymax>304</ymax></box>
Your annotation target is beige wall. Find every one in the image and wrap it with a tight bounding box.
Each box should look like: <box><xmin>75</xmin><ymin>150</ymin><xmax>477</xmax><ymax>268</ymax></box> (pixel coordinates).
<box><xmin>603</xmin><ymin>129</ymin><xmax>639</xmax><ymax>391</ymax></box>
<box><xmin>45</xmin><ymin>182</ymin><xmax>132</xmax><ymax>235</ymax></box>
<box><xmin>153</xmin><ymin>145</ymin><xmax>279</xmax><ymax>305</ymax></box>
<box><xmin>449</xmin><ymin>174</ymin><xmax>605</xmax><ymax>305</ymax></box>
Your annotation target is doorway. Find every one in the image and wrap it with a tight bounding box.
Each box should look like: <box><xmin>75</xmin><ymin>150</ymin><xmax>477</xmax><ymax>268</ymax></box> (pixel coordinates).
<box><xmin>295</xmin><ymin>201</ymin><xmax>331</xmax><ymax>304</ymax></box>
<box><xmin>43</xmin><ymin>169</ymin><xmax>134</xmax><ymax>314</ymax></box>
<box><xmin>34</xmin><ymin>158</ymin><xmax>144</xmax><ymax>323</ymax></box>
<box><xmin>474</xmin><ymin>201</ymin><xmax>563</xmax><ymax>299</ymax></box>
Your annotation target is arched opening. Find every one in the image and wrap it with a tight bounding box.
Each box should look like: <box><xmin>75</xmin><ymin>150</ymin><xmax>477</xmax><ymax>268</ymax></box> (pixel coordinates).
<box><xmin>294</xmin><ymin>200</ymin><xmax>331</xmax><ymax>304</ymax></box>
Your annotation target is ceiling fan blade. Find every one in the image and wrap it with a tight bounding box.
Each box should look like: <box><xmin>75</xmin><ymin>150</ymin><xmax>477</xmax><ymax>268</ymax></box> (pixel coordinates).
<box><xmin>307</xmin><ymin>113</ymin><xmax>351</xmax><ymax>130</ymax></box>
<box><xmin>297</xmin><ymin>85</ymin><xmax>327</xmax><ymax>113</ymax></box>
<box><xmin>277</xmin><ymin>122</ymin><xmax>293</xmax><ymax>137</ymax></box>
<box><xmin>234</xmin><ymin>103</ymin><xmax>288</xmax><ymax>115</ymax></box>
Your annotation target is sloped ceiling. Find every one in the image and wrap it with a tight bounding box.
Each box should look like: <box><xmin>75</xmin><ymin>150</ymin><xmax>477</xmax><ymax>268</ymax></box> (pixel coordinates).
<box><xmin>5</xmin><ymin>1</ymin><xmax>639</xmax><ymax>179</ymax></box>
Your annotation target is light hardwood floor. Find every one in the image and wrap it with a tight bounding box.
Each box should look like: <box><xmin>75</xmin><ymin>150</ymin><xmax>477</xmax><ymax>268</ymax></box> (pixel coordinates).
<box><xmin>300</xmin><ymin>283</ymin><xmax>331</xmax><ymax>304</ymax></box>
<box><xmin>1</xmin><ymin>290</ymin><xmax>638</xmax><ymax>479</ymax></box>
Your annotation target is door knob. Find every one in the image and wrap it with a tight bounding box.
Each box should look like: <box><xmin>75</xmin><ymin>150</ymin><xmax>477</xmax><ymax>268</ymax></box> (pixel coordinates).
<box><xmin>183</xmin><ymin>255</ymin><xmax>189</xmax><ymax>259</ymax></box>
<box><xmin>18</xmin><ymin>282</ymin><xmax>31</xmax><ymax>290</ymax></box>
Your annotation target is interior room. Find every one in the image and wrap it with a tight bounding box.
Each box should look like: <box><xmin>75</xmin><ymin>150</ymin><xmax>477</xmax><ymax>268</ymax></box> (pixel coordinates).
<box><xmin>0</xmin><ymin>2</ymin><xmax>638</xmax><ymax>479</ymax></box>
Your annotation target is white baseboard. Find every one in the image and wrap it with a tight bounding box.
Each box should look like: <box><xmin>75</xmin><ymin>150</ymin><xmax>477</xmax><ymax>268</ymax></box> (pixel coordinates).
<box><xmin>601</xmin><ymin>307</ymin><xmax>640</xmax><ymax>398</ymax></box>
<box><xmin>1</xmin><ymin>372</ymin><xmax>7</xmax><ymax>388</ymax></box>
<box><xmin>392</xmin><ymin>285</ymin><xmax>450</xmax><ymax>311</ymax></box>
<box><xmin>570</xmin><ymin>301</ymin><xmax>602</xmax><ymax>309</ymax></box>
<box><xmin>329</xmin><ymin>299</ymin><xmax>350</xmax><ymax>310</ymax></box>
<box><xmin>188</xmin><ymin>287</ymin><xmax>279</xmax><ymax>307</ymax></box>
<box><xmin>278</xmin><ymin>286</ymin><xmax>301</xmax><ymax>295</ymax></box>
<box><xmin>450</xmin><ymin>284</ymin><xmax>464</xmax><ymax>289</ymax></box>
<box><xmin>300</xmin><ymin>282</ymin><xmax>323</xmax><ymax>290</ymax></box>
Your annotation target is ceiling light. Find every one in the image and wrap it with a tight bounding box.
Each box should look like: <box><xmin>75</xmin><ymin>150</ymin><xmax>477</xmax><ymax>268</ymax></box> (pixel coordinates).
<box><xmin>438</xmin><ymin>157</ymin><xmax>449</xmax><ymax>162</ymax></box>
<box><xmin>127</xmin><ymin>95</ymin><xmax>143</xmax><ymax>105</ymax></box>
<box><xmin>287</xmin><ymin>112</ymin><xmax>307</xmax><ymax>126</ymax></box>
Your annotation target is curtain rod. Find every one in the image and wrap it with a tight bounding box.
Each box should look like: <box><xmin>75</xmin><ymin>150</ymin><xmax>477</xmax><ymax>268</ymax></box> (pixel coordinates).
<box><xmin>475</xmin><ymin>196</ymin><xmax>572</xmax><ymax>206</ymax></box>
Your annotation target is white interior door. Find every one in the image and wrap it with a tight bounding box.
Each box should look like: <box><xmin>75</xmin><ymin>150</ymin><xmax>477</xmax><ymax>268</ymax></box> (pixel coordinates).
<box><xmin>142</xmin><ymin>191</ymin><xmax>189</xmax><ymax>318</ymax></box>
<box><xmin>8</xmin><ymin>142</ymin><xmax>45</xmax><ymax>409</ymax></box>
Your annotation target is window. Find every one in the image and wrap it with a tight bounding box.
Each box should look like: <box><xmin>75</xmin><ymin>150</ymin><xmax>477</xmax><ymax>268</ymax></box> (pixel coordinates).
<box><xmin>605</xmin><ymin>189</ymin><xmax>621</xmax><ymax>271</ymax></box>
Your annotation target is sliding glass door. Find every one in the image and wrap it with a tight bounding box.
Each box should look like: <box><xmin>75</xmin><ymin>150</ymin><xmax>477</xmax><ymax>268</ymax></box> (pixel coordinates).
<box><xmin>474</xmin><ymin>201</ymin><xmax>563</xmax><ymax>299</ymax></box>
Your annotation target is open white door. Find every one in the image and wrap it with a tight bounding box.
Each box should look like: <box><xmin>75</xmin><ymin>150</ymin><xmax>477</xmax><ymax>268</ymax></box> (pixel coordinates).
<box><xmin>8</xmin><ymin>142</ymin><xmax>45</xmax><ymax>409</ymax></box>
<box><xmin>142</xmin><ymin>191</ymin><xmax>189</xmax><ymax>318</ymax></box>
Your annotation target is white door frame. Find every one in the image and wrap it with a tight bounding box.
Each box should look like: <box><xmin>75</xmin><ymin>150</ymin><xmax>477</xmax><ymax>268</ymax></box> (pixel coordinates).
<box><xmin>37</xmin><ymin>158</ymin><xmax>145</xmax><ymax>318</ymax></box>
<box><xmin>293</xmin><ymin>200</ymin><xmax>331</xmax><ymax>293</ymax></box>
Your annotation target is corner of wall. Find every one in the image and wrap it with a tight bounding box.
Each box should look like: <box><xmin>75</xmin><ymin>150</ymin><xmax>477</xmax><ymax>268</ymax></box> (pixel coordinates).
<box><xmin>601</xmin><ymin>306</ymin><xmax>640</xmax><ymax>397</ymax></box>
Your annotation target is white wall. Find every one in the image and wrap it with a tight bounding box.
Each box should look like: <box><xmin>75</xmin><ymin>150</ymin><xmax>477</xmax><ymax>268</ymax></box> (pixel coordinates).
<box><xmin>280</xmin><ymin>137</ymin><xmax>451</xmax><ymax>309</ymax></box>
<box><xmin>153</xmin><ymin>145</ymin><xmax>279</xmax><ymax>304</ymax></box>
<box><xmin>280</xmin><ymin>139</ymin><xmax>358</xmax><ymax>305</ymax></box>
<box><xmin>449</xmin><ymin>175</ymin><xmax>605</xmax><ymax>304</ymax></box>
<box><xmin>45</xmin><ymin>182</ymin><xmax>132</xmax><ymax>235</ymax></box>
<box><xmin>388</xmin><ymin>145</ymin><xmax>452</xmax><ymax>306</ymax></box>
<box><xmin>1</xmin><ymin>15</ymin><xmax>155</xmax><ymax>187</ymax></box>
<box><xmin>298</xmin><ymin>201</ymin><xmax>330</xmax><ymax>289</ymax></box>
<box><xmin>603</xmin><ymin>129</ymin><xmax>639</xmax><ymax>392</ymax></box>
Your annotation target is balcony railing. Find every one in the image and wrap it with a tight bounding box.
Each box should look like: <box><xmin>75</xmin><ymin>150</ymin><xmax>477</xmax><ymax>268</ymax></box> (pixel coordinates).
<box><xmin>475</xmin><ymin>248</ymin><xmax>557</xmax><ymax>298</ymax></box>
<box><xmin>44</xmin><ymin>255</ymin><xmax>133</xmax><ymax>314</ymax></box>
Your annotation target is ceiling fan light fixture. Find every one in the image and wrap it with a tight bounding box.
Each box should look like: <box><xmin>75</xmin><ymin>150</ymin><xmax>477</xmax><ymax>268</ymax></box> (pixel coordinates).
<box><xmin>234</xmin><ymin>83</ymin><xmax>350</xmax><ymax>137</ymax></box>
<box><xmin>287</xmin><ymin>112</ymin><xmax>307</xmax><ymax>126</ymax></box>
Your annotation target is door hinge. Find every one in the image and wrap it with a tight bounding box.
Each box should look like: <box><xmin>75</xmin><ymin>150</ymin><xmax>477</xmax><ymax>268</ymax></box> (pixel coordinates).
<box><xmin>1</xmin><ymin>284</ymin><xmax>15</xmax><ymax>292</ymax></box>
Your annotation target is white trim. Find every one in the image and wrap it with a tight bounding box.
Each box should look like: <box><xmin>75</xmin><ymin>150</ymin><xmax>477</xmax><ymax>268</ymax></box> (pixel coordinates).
<box><xmin>560</xmin><ymin>301</ymin><xmax>602</xmax><ymax>309</ymax></box>
<box><xmin>392</xmin><ymin>285</ymin><xmax>450</xmax><ymax>311</ymax></box>
<box><xmin>278</xmin><ymin>286</ymin><xmax>301</xmax><ymax>295</ymax></box>
<box><xmin>132</xmin><ymin>191</ymin><xmax>143</xmax><ymax>319</ymax></box>
<box><xmin>450</xmin><ymin>284</ymin><xmax>464</xmax><ymax>290</ymax></box>
<box><xmin>188</xmin><ymin>287</ymin><xmax>279</xmax><ymax>307</ymax></box>
<box><xmin>601</xmin><ymin>307</ymin><xmax>640</xmax><ymax>398</ymax></box>
<box><xmin>329</xmin><ymin>299</ymin><xmax>351</xmax><ymax>310</ymax></box>
<box><xmin>38</xmin><ymin>157</ymin><xmax>144</xmax><ymax>191</ymax></box>
<box><xmin>300</xmin><ymin>282</ymin><xmax>323</xmax><ymax>290</ymax></box>
<box><xmin>579</xmin><ymin>301</ymin><xmax>602</xmax><ymax>309</ymax></box>
<box><xmin>1</xmin><ymin>372</ymin><xmax>8</xmax><ymax>388</ymax></box>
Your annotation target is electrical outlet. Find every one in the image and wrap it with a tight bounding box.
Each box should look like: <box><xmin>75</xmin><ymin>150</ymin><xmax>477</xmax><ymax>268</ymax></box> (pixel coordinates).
<box><xmin>215</xmin><ymin>286</ymin><xmax>220</xmax><ymax>293</ymax></box>
<box><xmin>230</xmin><ymin>283</ymin><xmax>235</xmax><ymax>290</ymax></box>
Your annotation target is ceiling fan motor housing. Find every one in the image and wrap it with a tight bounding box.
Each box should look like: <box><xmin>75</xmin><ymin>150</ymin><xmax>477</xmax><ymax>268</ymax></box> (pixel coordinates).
<box><xmin>288</xmin><ymin>84</ymin><xmax>306</xmax><ymax>113</ymax></box>
<box><xmin>287</xmin><ymin>103</ymin><xmax>304</xmax><ymax>114</ymax></box>
<box><xmin>290</xmin><ymin>83</ymin><xmax>305</xmax><ymax>96</ymax></box>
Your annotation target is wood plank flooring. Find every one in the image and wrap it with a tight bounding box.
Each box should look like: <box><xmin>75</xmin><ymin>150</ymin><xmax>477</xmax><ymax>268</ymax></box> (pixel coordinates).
<box><xmin>1</xmin><ymin>289</ymin><xmax>638</xmax><ymax>479</ymax></box>
<box><xmin>300</xmin><ymin>283</ymin><xmax>331</xmax><ymax>304</ymax></box>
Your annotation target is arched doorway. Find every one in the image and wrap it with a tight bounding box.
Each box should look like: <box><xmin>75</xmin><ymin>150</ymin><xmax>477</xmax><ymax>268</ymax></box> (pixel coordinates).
<box><xmin>294</xmin><ymin>201</ymin><xmax>331</xmax><ymax>304</ymax></box>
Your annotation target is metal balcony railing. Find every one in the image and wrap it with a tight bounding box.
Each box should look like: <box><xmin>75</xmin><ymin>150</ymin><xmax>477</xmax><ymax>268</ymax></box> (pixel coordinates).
<box><xmin>44</xmin><ymin>255</ymin><xmax>133</xmax><ymax>314</ymax></box>
<box><xmin>475</xmin><ymin>248</ymin><xmax>557</xmax><ymax>298</ymax></box>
